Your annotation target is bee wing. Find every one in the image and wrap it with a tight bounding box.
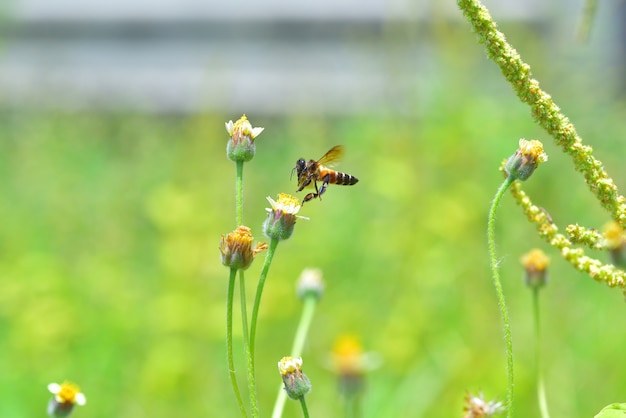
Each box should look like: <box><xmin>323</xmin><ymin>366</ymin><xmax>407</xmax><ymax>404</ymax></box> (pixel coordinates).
<box><xmin>317</xmin><ymin>145</ymin><xmax>344</xmax><ymax>167</ymax></box>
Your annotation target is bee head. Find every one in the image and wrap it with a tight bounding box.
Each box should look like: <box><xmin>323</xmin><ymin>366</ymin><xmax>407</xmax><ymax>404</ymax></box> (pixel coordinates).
<box><xmin>292</xmin><ymin>158</ymin><xmax>306</xmax><ymax>180</ymax></box>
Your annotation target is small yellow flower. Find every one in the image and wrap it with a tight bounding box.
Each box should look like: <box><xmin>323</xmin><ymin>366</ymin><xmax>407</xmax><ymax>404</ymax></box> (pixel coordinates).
<box><xmin>329</xmin><ymin>335</ymin><xmax>380</xmax><ymax>399</ymax></box>
<box><xmin>602</xmin><ymin>221</ymin><xmax>626</xmax><ymax>268</ymax></box>
<box><xmin>277</xmin><ymin>356</ymin><xmax>311</xmax><ymax>400</ymax></box>
<box><xmin>505</xmin><ymin>139</ymin><xmax>548</xmax><ymax>181</ymax></box>
<box><xmin>332</xmin><ymin>335</ymin><xmax>367</xmax><ymax>377</ymax></box>
<box><xmin>602</xmin><ymin>221</ymin><xmax>624</xmax><ymax>250</ymax></box>
<box><xmin>278</xmin><ymin>356</ymin><xmax>303</xmax><ymax>376</ymax></box>
<box><xmin>225</xmin><ymin>114</ymin><xmax>264</xmax><ymax>140</ymax></box>
<box><xmin>225</xmin><ymin>114</ymin><xmax>264</xmax><ymax>162</ymax></box>
<box><xmin>520</xmin><ymin>248</ymin><xmax>550</xmax><ymax>288</ymax></box>
<box><xmin>220</xmin><ymin>225</ymin><xmax>268</xmax><ymax>270</ymax></box>
<box><xmin>47</xmin><ymin>382</ymin><xmax>86</xmax><ymax>417</ymax></box>
<box><xmin>263</xmin><ymin>193</ymin><xmax>309</xmax><ymax>241</ymax></box>
<box><xmin>463</xmin><ymin>391</ymin><xmax>504</xmax><ymax>418</ymax></box>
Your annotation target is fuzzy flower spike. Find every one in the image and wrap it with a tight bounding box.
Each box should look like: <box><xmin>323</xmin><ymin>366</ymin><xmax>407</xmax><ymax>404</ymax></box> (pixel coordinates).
<box><xmin>47</xmin><ymin>382</ymin><xmax>86</xmax><ymax>417</ymax></box>
<box><xmin>505</xmin><ymin>139</ymin><xmax>548</xmax><ymax>181</ymax></box>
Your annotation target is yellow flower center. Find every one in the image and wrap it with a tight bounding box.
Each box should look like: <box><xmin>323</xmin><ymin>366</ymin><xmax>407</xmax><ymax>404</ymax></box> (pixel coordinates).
<box><xmin>332</xmin><ymin>335</ymin><xmax>365</xmax><ymax>374</ymax></box>
<box><xmin>57</xmin><ymin>382</ymin><xmax>82</xmax><ymax>404</ymax></box>
<box><xmin>519</xmin><ymin>139</ymin><xmax>548</xmax><ymax>163</ymax></box>
<box><xmin>278</xmin><ymin>356</ymin><xmax>303</xmax><ymax>376</ymax></box>
<box><xmin>275</xmin><ymin>193</ymin><xmax>302</xmax><ymax>214</ymax></box>
<box><xmin>233</xmin><ymin>114</ymin><xmax>252</xmax><ymax>135</ymax></box>
<box><xmin>520</xmin><ymin>248</ymin><xmax>550</xmax><ymax>272</ymax></box>
<box><xmin>603</xmin><ymin>221</ymin><xmax>624</xmax><ymax>249</ymax></box>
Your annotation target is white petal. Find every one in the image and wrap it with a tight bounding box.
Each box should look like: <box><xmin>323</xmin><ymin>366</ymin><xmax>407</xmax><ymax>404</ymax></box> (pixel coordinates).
<box><xmin>250</xmin><ymin>127</ymin><xmax>264</xmax><ymax>138</ymax></box>
<box><xmin>75</xmin><ymin>393</ymin><xmax>87</xmax><ymax>406</ymax></box>
<box><xmin>265</xmin><ymin>196</ymin><xmax>277</xmax><ymax>209</ymax></box>
<box><xmin>48</xmin><ymin>383</ymin><xmax>61</xmax><ymax>394</ymax></box>
<box><xmin>225</xmin><ymin>121</ymin><xmax>234</xmax><ymax>136</ymax></box>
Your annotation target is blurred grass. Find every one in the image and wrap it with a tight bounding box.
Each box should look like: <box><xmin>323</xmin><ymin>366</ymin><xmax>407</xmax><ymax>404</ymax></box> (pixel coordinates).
<box><xmin>1</xmin><ymin>21</ymin><xmax>626</xmax><ymax>418</ymax></box>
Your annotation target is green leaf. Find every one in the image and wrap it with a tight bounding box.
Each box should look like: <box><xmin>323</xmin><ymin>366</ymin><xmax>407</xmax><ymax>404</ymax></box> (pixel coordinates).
<box><xmin>595</xmin><ymin>403</ymin><xmax>626</xmax><ymax>418</ymax></box>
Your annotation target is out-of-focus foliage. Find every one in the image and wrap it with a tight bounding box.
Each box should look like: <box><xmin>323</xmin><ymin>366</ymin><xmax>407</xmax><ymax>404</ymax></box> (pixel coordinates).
<box><xmin>1</xmin><ymin>24</ymin><xmax>626</xmax><ymax>418</ymax></box>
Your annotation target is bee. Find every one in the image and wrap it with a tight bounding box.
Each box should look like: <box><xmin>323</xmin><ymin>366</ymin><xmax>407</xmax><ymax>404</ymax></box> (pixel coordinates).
<box><xmin>293</xmin><ymin>145</ymin><xmax>359</xmax><ymax>203</ymax></box>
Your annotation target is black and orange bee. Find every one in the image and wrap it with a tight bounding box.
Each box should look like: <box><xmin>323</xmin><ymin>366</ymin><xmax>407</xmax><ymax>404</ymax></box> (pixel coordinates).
<box><xmin>293</xmin><ymin>145</ymin><xmax>359</xmax><ymax>203</ymax></box>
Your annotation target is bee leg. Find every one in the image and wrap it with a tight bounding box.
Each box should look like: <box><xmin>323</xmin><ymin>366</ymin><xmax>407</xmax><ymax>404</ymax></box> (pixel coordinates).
<box><xmin>317</xmin><ymin>174</ymin><xmax>331</xmax><ymax>200</ymax></box>
<box><xmin>302</xmin><ymin>193</ymin><xmax>316</xmax><ymax>204</ymax></box>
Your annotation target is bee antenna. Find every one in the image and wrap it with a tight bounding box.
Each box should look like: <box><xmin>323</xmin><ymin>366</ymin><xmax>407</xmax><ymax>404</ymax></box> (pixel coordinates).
<box><xmin>290</xmin><ymin>166</ymin><xmax>297</xmax><ymax>181</ymax></box>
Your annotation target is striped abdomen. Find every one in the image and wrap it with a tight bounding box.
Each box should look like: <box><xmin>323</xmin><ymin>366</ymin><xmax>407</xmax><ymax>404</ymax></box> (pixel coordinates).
<box><xmin>319</xmin><ymin>167</ymin><xmax>359</xmax><ymax>186</ymax></box>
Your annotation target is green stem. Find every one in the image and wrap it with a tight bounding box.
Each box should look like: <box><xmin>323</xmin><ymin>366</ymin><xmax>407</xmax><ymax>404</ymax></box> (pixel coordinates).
<box><xmin>249</xmin><ymin>237</ymin><xmax>280</xmax><ymax>359</ymax></box>
<box><xmin>271</xmin><ymin>296</ymin><xmax>319</xmax><ymax>418</ymax></box>
<box><xmin>345</xmin><ymin>395</ymin><xmax>359</xmax><ymax>418</ymax></box>
<box><xmin>533</xmin><ymin>287</ymin><xmax>551</xmax><ymax>418</ymax></box>
<box><xmin>487</xmin><ymin>175</ymin><xmax>515</xmax><ymax>418</ymax></box>
<box><xmin>246</xmin><ymin>237</ymin><xmax>280</xmax><ymax>418</ymax></box>
<box><xmin>291</xmin><ymin>296</ymin><xmax>317</xmax><ymax>357</ymax></box>
<box><xmin>236</xmin><ymin>160</ymin><xmax>244</xmax><ymax>226</ymax></box>
<box><xmin>240</xmin><ymin>270</ymin><xmax>257</xmax><ymax>417</ymax></box>
<box><xmin>226</xmin><ymin>268</ymin><xmax>249</xmax><ymax>418</ymax></box>
<box><xmin>240</xmin><ymin>270</ymin><xmax>250</xmax><ymax>345</ymax></box>
<box><xmin>299</xmin><ymin>396</ymin><xmax>311</xmax><ymax>418</ymax></box>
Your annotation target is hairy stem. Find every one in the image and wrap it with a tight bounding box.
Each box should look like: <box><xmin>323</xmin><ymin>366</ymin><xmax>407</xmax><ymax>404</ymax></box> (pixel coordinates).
<box><xmin>227</xmin><ymin>267</ymin><xmax>249</xmax><ymax>417</ymax></box>
<box><xmin>488</xmin><ymin>175</ymin><xmax>515</xmax><ymax>417</ymax></box>
<box><xmin>299</xmin><ymin>396</ymin><xmax>311</xmax><ymax>418</ymax></box>
<box><xmin>533</xmin><ymin>288</ymin><xmax>551</xmax><ymax>418</ymax></box>
<box><xmin>236</xmin><ymin>160</ymin><xmax>244</xmax><ymax>226</ymax></box>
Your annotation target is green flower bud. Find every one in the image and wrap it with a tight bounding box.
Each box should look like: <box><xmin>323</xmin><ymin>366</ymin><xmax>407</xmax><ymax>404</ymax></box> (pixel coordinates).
<box><xmin>505</xmin><ymin>139</ymin><xmax>548</xmax><ymax>181</ymax></box>
<box><xmin>278</xmin><ymin>357</ymin><xmax>312</xmax><ymax>400</ymax></box>
<box><xmin>263</xmin><ymin>193</ymin><xmax>308</xmax><ymax>241</ymax></box>
<box><xmin>225</xmin><ymin>114</ymin><xmax>264</xmax><ymax>162</ymax></box>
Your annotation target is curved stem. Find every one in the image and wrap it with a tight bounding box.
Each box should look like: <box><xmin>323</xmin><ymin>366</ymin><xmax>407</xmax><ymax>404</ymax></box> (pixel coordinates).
<box><xmin>247</xmin><ymin>237</ymin><xmax>280</xmax><ymax>418</ymax></box>
<box><xmin>299</xmin><ymin>396</ymin><xmax>311</xmax><ymax>418</ymax></box>
<box><xmin>226</xmin><ymin>268</ymin><xmax>249</xmax><ymax>417</ymax></box>
<box><xmin>236</xmin><ymin>160</ymin><xmax>244</xmax><ymax>226</ymax></box>
<box><xmin>249</xmin><ymin>237</ymin><xmax>280</xmax><ymax>359</ymax></box>
<box><xmin>487</xmin><ymin>175</ymin><xmax>515</xmax><ymax>417</ymax></box>
<box><xmin>533</xmin><ymin>288</ymin><xmax>551</xmax><ymax>418</ymax></box>
<box><xmin>271</xmin><ymin>296</ymin><xmax>318</xmax><ymax>418</ymax></box>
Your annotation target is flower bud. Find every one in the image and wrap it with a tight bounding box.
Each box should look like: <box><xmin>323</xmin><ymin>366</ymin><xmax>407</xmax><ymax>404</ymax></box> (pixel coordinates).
<box><xmin>520</xmin><ymin>248</ymin><xmax>550</xmax><ymax>289</ymax></box>
<box><xmin>263</xmin><ymin>193</ymin><xmax>309</xmax><ymax>241</ymax></box>
<box><xmin>225</xmin><ymin>114</ymin><xmax>264</xmax><ymax>162</ymax></box>
<box><xmin>296</xmin><ymin>268</ymin><xmax>324</xmax><ymax>300</ymax></box>
<box><xmin>47</xmin><ymin>382</ymin><xmax>86</xmax><ymax>417</ymax></box>
<box><xmin>504</xmin><ymin>139</ymin><xmax>548</xmax><ymax>181</ymax></box>
<box><xmin>278</xmin><ymin>356</ymin><xmax>312</xmax><ymax>400</ymax></box>
<box><xmin>220</xmin><ymin>225</ymin><xmax>268</xmax><ymax>270</ymax></box>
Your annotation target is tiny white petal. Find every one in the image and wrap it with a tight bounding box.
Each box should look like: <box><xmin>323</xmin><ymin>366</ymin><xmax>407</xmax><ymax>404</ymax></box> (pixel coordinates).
<box><xmin>250</xmin><ymin>127</ymin><xmax>264</xmax><ymax>139</ymax></box>
<box><xmin>225</xmin><ymin>121</ymin><xmax>234</xmax><ymax>136</ymax></box>
<box><xmin>266</xmin><ymin>196</ymin><xmax>277</xmax><ymax>208</ymax></box>
<box><xmin>48</xmin><ymin>383</ymin><xmax>61</xmax><ymax>394</ymax></box>
<box><xmin>75</xmin><ymin>393</ymin><xmax>87</xmax><ymax>406</ymax></box>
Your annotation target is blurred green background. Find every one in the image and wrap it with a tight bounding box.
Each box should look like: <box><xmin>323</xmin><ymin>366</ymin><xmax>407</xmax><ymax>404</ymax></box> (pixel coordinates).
<box><xmin>2</xmin><ymin>9</ymin><xmax>626</xmax><ymax>418</ymax></box>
